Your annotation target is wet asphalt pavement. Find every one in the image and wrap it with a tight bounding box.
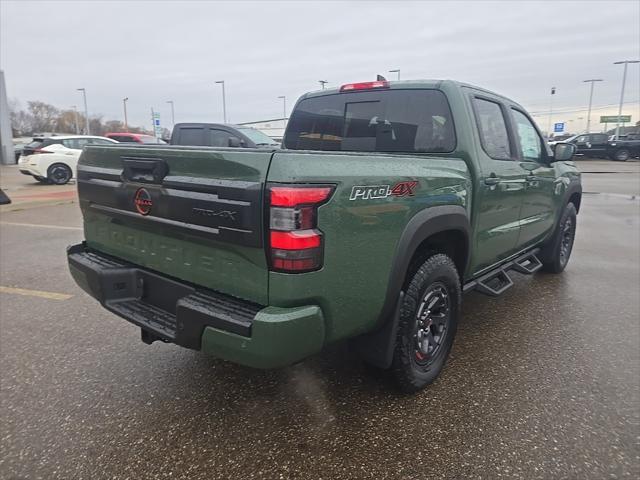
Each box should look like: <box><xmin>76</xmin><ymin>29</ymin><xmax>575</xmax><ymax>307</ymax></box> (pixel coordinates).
<box><xmin>1</xmin><ymin>161</ymin><xmax>639</xmax><ymax>479</ymax></box>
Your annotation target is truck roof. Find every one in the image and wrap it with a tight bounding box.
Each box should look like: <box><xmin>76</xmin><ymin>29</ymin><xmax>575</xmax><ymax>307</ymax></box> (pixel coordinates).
<box><xmin>300</xmin><ymin>79</ymin><xmax>522</xmax><ymax>107</ymax></box>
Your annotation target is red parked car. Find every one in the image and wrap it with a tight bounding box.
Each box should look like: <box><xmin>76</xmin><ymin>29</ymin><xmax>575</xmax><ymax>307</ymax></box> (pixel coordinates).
<box><xmin>105</xmin><ymin>132</ymin><xmax>166</xmax><ymax>144</ymax></box>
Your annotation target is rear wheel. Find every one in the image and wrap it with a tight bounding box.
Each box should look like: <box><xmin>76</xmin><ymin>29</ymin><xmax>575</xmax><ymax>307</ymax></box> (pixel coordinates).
<box><xmin>541</xmin><ymin>203</ymin><xmax>577</xmax><ymax>273</ymax></box>
<box><xmin>612</xmin><ymin>149</ymin><xmax>630</xmax><ymax>161</ymax></box>
<box><xmin>47</xmin><ymin>163</ymin><xmax>72</xmax><ymax>185</ymax></box>
<box><xmin>34</xmin><ymin>176</ymin><xmax>50</xmax><ymax>184</ymax></box>
<box><xmin>391</xmin><ymin>253</ymin><xmax>460</xmax><ymax>393</ymax></box>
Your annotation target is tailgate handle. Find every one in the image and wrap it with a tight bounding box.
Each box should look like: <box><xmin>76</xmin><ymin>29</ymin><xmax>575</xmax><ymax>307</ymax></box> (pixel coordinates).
<box><xmin>122</xmin><ymin>158</ymin><xmax>169</xmax><ymax>184</ymax></box>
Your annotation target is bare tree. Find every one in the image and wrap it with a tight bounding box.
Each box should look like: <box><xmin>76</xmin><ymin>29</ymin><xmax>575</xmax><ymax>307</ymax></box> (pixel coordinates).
<box><xmin>28</xmin><ymin>101</ymin><xmax>60</xmax><ymax>133</ymax></box>
<box><xmin>8</xmin><ymin>98</ymin><xmax>34</xmax><ymax>136</ymax></box>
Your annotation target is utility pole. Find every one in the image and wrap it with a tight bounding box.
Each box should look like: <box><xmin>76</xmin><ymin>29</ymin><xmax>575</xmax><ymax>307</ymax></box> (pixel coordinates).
<box><xmin>389</xmin><ymin>69</ymin><xmax>401</xmax><ymax>80</ymax></box>
<box><xmin>613</xmin><ymin>60</ymin><xmax>639</xmax><ymax>139</ymax></box>
<box><xmin>215</xmin><ymin>80</ymin><xmax>227</xmax><ymax>123</ymax></box>
<box><xmin>77</xmin><ymin>88</ymin><xmax>89</xmax><ymax>134</ymax></box>
<box><xmin>123</xmin><ymin>97</ymin><xmax>129</xmax><ymax>131</ymax></box>
<box><xmin>166</xmin><ymin>100</ymin><xmax>175</xmax><ymax>127</ymax></box>
<box><xmin>547</xmin><ymin>86</ymin><xmax>556</xmax><ymax>139</ymax></box>
<box><xmin>71</xmin><ymin>105</ymin><xmax>79</xmax><ymax>134</ymax></box>
<box><xmin>582</xmin><ymin>79</ymin><xmax>603</xmax><ymax>133</ymax></box>
<box><xmin>319</xmin><ymin>80</ymin><xmax>328</xmax><ymax>90</ymax></box>
<box><xmin>278</xmin><ymin>96</ymin><xmax>286</xmax><ymax>119</ymax></box>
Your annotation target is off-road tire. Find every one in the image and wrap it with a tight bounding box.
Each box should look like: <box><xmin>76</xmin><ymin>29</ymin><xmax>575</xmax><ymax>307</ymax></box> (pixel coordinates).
<box><xmin>47</xmin><ymin>163</ymin><xmax>72</xmax><ymax>185</ymax></box>
<box><xmin>612</xmin><ymin>149</ymin><xmax>630</xmax><ymax>162</ymax></box>
<box><xmin>391</xmin><ymin>253</ymin><xmax>461</xmax><ymax>393</ymax></box>
<box><xmin>540</xmin><ymin>203</ymin><xmax>577</xmax><ymax>273</ymax></box>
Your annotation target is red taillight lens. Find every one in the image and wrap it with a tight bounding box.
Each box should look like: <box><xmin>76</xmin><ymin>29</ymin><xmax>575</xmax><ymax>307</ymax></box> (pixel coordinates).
<box><xmin>34</xmin><ymin>149</ymin><xmax>53</xmax><ymax>154</ymax></box>
<box><xmin>267</xmin><ymin>184</ymin><xmax>334</xmax><ymax>273</ymax></box>
<box><xmin>270</xmin><ymin>186</ymin><xmax>333</xmax><ymax>207</ymax></box>
<box><xmin>340</xmin><ymin>81</ymin><xmax>390</xmax><ymax>92</ymax></box>
<box><xmin>270</xmin><ymin>230</ymin><xmax>321</xmax><ymax>250</ymax></box>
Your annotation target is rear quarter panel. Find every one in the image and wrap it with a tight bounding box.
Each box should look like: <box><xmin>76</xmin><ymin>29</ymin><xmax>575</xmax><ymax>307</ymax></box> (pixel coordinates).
<box><xmin>267</xmin><ymin>150</ymin><xmax>471</xmax><ymax>342</ymax></box>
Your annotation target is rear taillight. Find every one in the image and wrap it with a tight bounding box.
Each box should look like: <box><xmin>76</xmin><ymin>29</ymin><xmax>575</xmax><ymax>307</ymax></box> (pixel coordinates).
<box><xmin>34</xmin><ymin>149</ymin><xmax>53</xmax><ymax>154</ymax></box>
<box><xmin>268</xmin><ymin>185</ymin><xmax>334</xmax><ymax>273</ymax></box>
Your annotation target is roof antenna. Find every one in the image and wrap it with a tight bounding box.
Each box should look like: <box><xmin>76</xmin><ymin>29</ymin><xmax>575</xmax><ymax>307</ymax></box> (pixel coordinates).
<box><xmin>376</xmin><ymin>74</ymin><xmax>387</xmax><ymax>81</ymax></box>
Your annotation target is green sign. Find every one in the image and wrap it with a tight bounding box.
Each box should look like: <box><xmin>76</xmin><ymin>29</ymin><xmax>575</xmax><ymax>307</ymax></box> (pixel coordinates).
<box><xmin>600</xmin><ymin>115</ymin><xmax>631</xmax><ymax>123</ymax></box>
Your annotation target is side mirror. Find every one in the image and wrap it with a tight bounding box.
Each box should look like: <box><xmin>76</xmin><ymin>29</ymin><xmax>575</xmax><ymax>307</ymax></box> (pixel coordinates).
<box><xmin>228</xmin><ymin>136</ymin><xmax>242</xmax><ymax>148</ymax></box>
<box><xmin>553</xmin><ymin>142</ymin><xmax>576</xmax><ymax>162</ymax></box>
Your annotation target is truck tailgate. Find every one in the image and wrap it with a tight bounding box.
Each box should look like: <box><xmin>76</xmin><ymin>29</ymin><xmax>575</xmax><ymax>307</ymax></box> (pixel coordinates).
<box><xmin>77</xmin><ymin>145</ymin><xmax>274</xmax><ymax>305</ymax></box>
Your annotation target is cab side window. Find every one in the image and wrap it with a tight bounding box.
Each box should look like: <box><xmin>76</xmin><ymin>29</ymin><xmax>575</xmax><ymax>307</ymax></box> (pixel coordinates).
<box><xmin>473</xmin><ymin>98</ymin><xmax>512</xmax><ymax>160</ymax></box>
<box><xmin>511</xmin><ymin>109</ymin><xmax>543</xmax><ymax>162</ymax></box>
<box><xmin>209</xmin><ymin>129</ymin><xmax>232</xmax><ymax>147</ymax></box>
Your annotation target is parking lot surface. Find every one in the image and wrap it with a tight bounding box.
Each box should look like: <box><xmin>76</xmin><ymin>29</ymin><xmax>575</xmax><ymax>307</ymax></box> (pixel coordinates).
<box><xmin>1</xmin><ymin>160</ymin><xmax>639</xmax><ymax>479</ymax></box>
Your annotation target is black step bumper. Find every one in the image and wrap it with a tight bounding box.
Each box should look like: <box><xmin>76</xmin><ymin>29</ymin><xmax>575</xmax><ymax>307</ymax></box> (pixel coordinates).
<box><xmin>66</xmin><ymin>242</ymin><xmax>262</xmax><ymax>350</ymax></box>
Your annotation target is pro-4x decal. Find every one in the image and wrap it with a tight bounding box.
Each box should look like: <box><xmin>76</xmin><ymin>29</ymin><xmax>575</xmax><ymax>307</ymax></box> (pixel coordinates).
<box><xmin>349</xmin><ymin>181</ymin><xmax>418</xmax><ymax>200</ymax></box>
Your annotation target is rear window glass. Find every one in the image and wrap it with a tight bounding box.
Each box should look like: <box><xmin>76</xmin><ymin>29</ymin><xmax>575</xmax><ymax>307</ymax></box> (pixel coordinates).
<box><xmin>26</xmin><ymin>140</ymin><xmax>44</xmax><ymax>149</ymax></box>
<box><xmin>284</xmin><ymin>89</ymin><xmax>456</xmax><ymax>153</ymax></box>
<box><xmin>139</xmin><ymin>135</ymin><xmax>164</xmax><ymax>144</ymax></box>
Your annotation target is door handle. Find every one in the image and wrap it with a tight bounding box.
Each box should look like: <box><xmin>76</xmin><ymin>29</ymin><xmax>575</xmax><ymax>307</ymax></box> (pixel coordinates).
<box><xmin>484</xmin><ymin>175</ymin><xmax>500</xmax><ymax>186</ymax></box>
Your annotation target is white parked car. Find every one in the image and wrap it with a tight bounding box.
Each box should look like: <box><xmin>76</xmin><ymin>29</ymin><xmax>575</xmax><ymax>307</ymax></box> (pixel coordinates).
<box><xmin>18</xmin><ymin>135</ymin><xmax>117</xmax><ymax>185</ymax></box>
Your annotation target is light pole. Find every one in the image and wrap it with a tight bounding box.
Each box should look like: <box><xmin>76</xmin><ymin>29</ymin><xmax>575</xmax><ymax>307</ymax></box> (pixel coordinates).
<box><xmin>547</xmin><ymin>86</ymin><xmax>556</xmax><ymax>139</ymax></box>
<box><xmin>582</xmin><ymin>79</ymin><xmax>603</xmax><ymax>133</ymax></box>
<box><xmin>71</xmin><ymin>105</ymin><xmax>79</xmax><ymax>134</ymax></box>
<box><xmin>613</xmin><ymin>60</ymin><xmax>639</xmax><ymax>139</ymax></box>
<box><xmin>166</xmin><ymin>100</ymin><xmax>175</xmax><ymax>127</ymax></box>
<box><xmin>319</xmin><ymin>80</ymin><xmax>328</xmax><ymax>90</ymax></box>
<box><xmin>389</xmin><ymin>69</ymin><xmax>400</xmax><ymax>80</ymax></box>
<box><xmin>77</xmin><ymin>88</ymin><xmax>89</xmax><ymax>134</ymax></box>
<box><xmin>278</xmin><ymin>96</ymin><xmax>287</xmax><ymax>119</ymax></box>
<box><xmin>215</xmin><ymin>80</ymin><xmax>227</xmax><ymax>123</ymax></box>
<box><xmin>123</xmin><ymin>97</ymin><xmax>129</xmax><ymax>131</ymax></box>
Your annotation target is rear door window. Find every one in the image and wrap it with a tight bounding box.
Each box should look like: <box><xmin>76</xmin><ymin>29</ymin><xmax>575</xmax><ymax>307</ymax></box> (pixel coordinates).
<box><xmin>284</xmin><ymin>89</ymin><xmax>456</xmax><ymax>153</ymax></box>
<box><xmin>473</xmin><ymin>98</ymin><xmax>512</xmax><ymax>160</ymax></box>
<box><xmin>89</xmin><ymin>138</ymin><xmax>115</xmax><ymax>145</ymax></box>
<box><xmin>63</xmin><ymin>138</ymin><xmax>92</xmax><ymax>150</ymax></box>
<box><xmin>176</xmin><ymin>128</ymin><xmax>205</xmax><ymax>146</ymax></box>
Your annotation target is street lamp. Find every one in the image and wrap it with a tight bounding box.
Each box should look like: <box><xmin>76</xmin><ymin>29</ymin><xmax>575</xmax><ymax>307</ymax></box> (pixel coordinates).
<box><xmin>582</xmin><ymin>79</ymin><xmax>603</xmax><ymax>133</ymax></box>
<box><xmin>319</xmin><ymin>80</ymin><xmax>328</xmax><ymax>90</ymax></box>
<box><xmin>547</xmin><ymin>86</ymin><xmax>556</xmax><ymax>139</ymax></box>
<box><xmin>166</xmin><ymin>100</ymin><xmax>175</xmax><ymax>127</ymax></box>
<box><xmin>123</xmin><ymin>97</ymin><xmax>129</xmax><ymax>131</ymax></box>
<box><xmin>215</xmin><ymin>80</ymin><xmax>227</xmax><ymax>123</ymax></box>
<box><xmin>389</xmin><ymin>69</ymin><xmax>400</xmax><ymax>81</ymax></box>
<box><xmin>613</xmin><ymin>60</ymin><xmax>639</xmax><ymax>139</ymax></box>
<box><xmin>71</xmin><ymin>105</ymin><xmax>79</xmax><ymax>134</ymax></box>
<box><xmin>76</xmin><ymin>88</ymin><xmax>89</xmax><ymax>134</ymax></box>
<box><xmin>278</xmin><ymin>95</ymin><xmax>286</xmax><ymax>119</ymax></box>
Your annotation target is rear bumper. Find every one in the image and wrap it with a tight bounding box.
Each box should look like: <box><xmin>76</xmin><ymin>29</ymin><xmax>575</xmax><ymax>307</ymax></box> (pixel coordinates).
<box><xmin>67</xmin><ymin>243</ymin><xmax>325</xmax><ymax>368</ymax></box>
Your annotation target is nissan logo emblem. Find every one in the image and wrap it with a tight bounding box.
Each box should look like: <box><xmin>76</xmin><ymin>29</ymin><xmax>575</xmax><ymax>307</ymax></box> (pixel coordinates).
<box><xmin>134</xmin><ymin>188</ymin><xmax>153</xmax><ymax>215</ymax></box>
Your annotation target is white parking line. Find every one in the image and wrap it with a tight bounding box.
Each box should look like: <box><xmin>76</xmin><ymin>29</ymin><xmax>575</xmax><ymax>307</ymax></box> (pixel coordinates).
<box><xmin>0</xmin><ymin>222</ymin><xmax>82</xmax><ymax>230</ymax></box>
<box><xmin>0</xmin><ymin>286</ymin><xmax>73</xmax><ymax>301</ymax></box>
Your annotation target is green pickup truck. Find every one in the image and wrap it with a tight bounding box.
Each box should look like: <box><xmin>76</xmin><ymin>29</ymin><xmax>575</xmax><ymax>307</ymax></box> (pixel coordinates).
<box><xmin>67</xmin><ymin>79</ymin><xmax>581</xmax><ymax>392</ymax></box>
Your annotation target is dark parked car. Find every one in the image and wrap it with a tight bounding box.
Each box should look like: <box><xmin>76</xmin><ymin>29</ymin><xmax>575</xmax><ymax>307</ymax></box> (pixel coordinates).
<box><xmin>562</xmin><ymin>133</ymin><xmax>610</xmax><ymax>158</ymax></box>
<box><xmin>170</xmin><ymin>123</ymin><xmax>280</xmax><ymax>148</ymax></box>
<box><xmin>607</xmin><ymin>133</ymin><xmax>640</xmax><ymax>161</ymax></box>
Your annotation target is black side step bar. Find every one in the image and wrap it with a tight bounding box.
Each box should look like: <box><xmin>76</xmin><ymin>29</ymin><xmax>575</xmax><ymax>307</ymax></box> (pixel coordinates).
<box><xmin>463</xmin><ymin>249</ymin><xmax>541</xmax><ymax>297</ymax></box>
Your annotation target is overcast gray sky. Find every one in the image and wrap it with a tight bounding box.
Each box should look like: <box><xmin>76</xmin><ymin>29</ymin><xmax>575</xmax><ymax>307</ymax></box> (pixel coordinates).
<box><xmin>1</xmin><ymin>0</ymin><xmax>639</xmax><ymax>132</ymax></box>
